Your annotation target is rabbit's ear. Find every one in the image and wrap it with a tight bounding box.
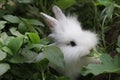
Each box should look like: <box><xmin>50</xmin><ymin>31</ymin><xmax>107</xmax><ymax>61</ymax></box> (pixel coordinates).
<box><xmin>40</xmin><ymin>12</ymin><xmax>58</xmax><ymax>29</ymax></box>
<box><xmin>52</xmin><ymin>6</ymin><xmax>66</xmax><ymax>20</ymax></box>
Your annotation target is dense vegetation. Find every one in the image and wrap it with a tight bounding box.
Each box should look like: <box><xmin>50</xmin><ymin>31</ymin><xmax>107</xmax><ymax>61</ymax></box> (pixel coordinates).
<box><xmin>0</xmin><ymin>0</ymin><xmax>120</xmax><ymax>80</ymax></box>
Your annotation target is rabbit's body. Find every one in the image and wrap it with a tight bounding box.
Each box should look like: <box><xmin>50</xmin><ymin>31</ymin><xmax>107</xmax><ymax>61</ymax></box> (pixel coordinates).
<box><xmin>39</xmin><ymin>6</ymin><xmax>100</xmax><ymax>80</ymax></box>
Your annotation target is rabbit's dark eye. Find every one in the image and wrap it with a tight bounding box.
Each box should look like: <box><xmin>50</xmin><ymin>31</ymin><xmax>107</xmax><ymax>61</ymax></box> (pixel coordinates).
<box><xmin>67</xmin><ymin>41</ymin><xmax>76</xmax><ymax>47</ymax></box>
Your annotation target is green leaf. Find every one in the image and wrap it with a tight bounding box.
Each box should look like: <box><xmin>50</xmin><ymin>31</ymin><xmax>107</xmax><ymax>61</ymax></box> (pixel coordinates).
<box><xmin>0</xmin><ymin>63</ymin><xmax>10</xmax><ymax>76</ymax></box>
<box><xmin>27</xmin><ymin>33</ymin><xmax>40</xmax><ymax>44</ymax></box>
<box><xmin>0</xmin><ymin>21</ymin><xmax>7</xmax><ymax>30</ymax></box>
<box><xmin>21</xmin><ymin>49</ymin><xmax>38</xmax><ymax>63</ymax></box>
<box><xmin>2</xmin><ymin>46</ymin><xmax>13</xmax><ymax>55</ymax></box>
<box><xmin>28</xmin><ymin>19</ymin><xmax>44</xmax><ymax>26</ymax></box>
<box><xmin>25</xmin><ymin>44</ymin><xmax>44</xmax><ymax>52</ymax></box>
<box><xmin>3</xmin><ymin>15</ymin><xmax>21</xmax><ymax>23</ymax></box>
<box><xmin>0</xmin><ymin>38</ymin><xmax>4</xmax><ymax>47</ymax></box>
<box><xmin>100</xmin><ymin>54</ymin><xmax>113</xmax><ymax>65</ymax></box>
<box><xmin>1</xmin><ymin>32</ymin><xmax>8</xmax><ymax>41</ymax></box>
<box><xmin>18</xmin><ymin>22</ymin><xmax>27</xmax><ymax>34</ymax></box>
<box><xmin>0</xmin><ymin>50</ymin><xmax>7</xmax><ymax>61</ymax></box>
<box><xmin>43</xmin><ymin>46</ymin><xmax>64</xmax><ymax>68</ymax></box>
<box><xmin>40</xmin><ymin>38</ymin><xmax>53</xmax><ymax>45</ymax></box>
<box><xmin>114</xmin><ymin>54</ymin><xmax>120</xmax><ymax>66</ymax></box>
<box><xmin>9</xmin><ymin>54</ymin><xmax>24</xmax><ymax>63</ymax></box>
<box><xmin>7</xmin><ymin>37</ymin><xmax>23</xmax><ymax>54</ymax></box>
<box><xmin>1</xmin><ymin>36</ymin><xmax>14</xmax><ymax>46</ymax></box>
<box><xmin>9</xmin><ymin>28</ymin><xmax>24</xmax><ymax>37</ymax></box>
<box><xmin>81</xmin><ymin>54</ymin><xmax>120</xmax><ymax>76</ymax></box>
<box><xmin>55</xmin><ymin>0</ymin><xmax>76</xmax><ymax>9</ymax></box>
<box><xmin>21</xmin><ymin>18</ymin><xmax>37</xmax><ymax>32</ymax></box>
<box><xmin>0</xmin><ymin>32</ymin><xmax>9</xmax><ymax>46</ymax></box>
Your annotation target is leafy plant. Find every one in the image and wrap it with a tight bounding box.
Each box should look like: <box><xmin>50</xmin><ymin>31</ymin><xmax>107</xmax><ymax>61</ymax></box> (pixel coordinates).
<box><xmin>81</xmin><ymin>35</ymin><xmax>120</xmax><ymax>79</ymax></box>
<box><xmin>0</xmin><ymin>14</ymin><xmax>66</xmax><ymax>79</ymax></box>
<box><xmin>81</xmin><ymin>54</ymin><xmax>120</xmax><ymax>75</ymax></box>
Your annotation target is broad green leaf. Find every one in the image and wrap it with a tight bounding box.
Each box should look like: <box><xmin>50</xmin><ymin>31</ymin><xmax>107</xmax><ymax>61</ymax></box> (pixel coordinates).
<box><xmin>0</xmin><ymin>38</ymin><xmax>4</xmax><ymax>47</ymax></box>
<box><xmin>114</xmin><ymin>54</ymin><xmax>120</xmax><ymax>66</ymax></box>
<box><xmin>40</xmin><ymin>38</ymin><xmax>53</xmax><ymax>45</ymax></box>
<box><xmin>7</xmin><ymin>37</ymin><xmax>23</xmax><ymax>54</ymax></box>
<box><xmin>43</xmin><ymin>46</ymin><xmax>64</xmax><ymax>68</ymax></box>
<box><xmin>25</xmin><ymin>44</ymin><xmax>44</xmax><ymax>52</ymax></box>
<box><xmin>0</xmin><ymin>21</ymin><xmax>7</xmax><ymax>30</ymax></box>
<box><xmin>2</xmin><ymin>46</ymin><xmax>13</xmax><ymax>55</ymax></box>
<box><xmin>100</xmin><ymin>53</ymin><xmax>113</xmax><ymax>65</ymax></box>
<box><xmin>81</xmin><ymin>54</ymin><xmax>120</xmax><ymax>75</ymax></box>
<box><xmin>18</xmin><ymin>22</ymin><xmax>27</xmax><ymax>34</ymax></box>
<box><xmin>21</xmin><ymin>18</ymin><xmax>37</xmax><ymax>32</ymax></box>
<box><xmin>0</xmin><ymin>50</ymin><xmax>7</xmax><ymax>61</ymax></box>
<box><xmin>27</xmin><ymin>33</ymin><xmax>40</xmax><ymax>44</ymax></box>
<box><xmin>55</xmin><ymin>0</ymin><xmax>76</xmax><ymax>9</ymax></box>
<box><xmin>9</xmin><ymin>54</ymin><xmax>24</xmax><ymax>63</ymax></box>
<box><xmin>28</xmin><ymin>19</ymin><xmax>44</xmax><ymax>26</ymax></box>
<box><xmin>9</xmin><ymin>28</ymin><xmax>24</xmax><ymax>37</ymax></box>
<box><xmin>1</xmin><ymin>32</ymin><xmax>8</xmax><ymax>41</ymax></box>
<box><xmin>0</xmin><ymin>32</ymin><xmax>9</xmax><ymax>46</ymax></box>
<box><xmin>3</xmin><ymin>15</ymin><xmax>20</xmax><ymax>23</ymax></box>
<box><xmin>2</xmin><ymin>36</ymin><xmax>15</xmax><ymax>46</ymax></box>
<box><xmin>21</xmin><ymin>49</ymin><xmax>38</xmax><ymax>63</ymax></box>
<box><xmin>0</xmin><ymin>63</ymin><xmax>10</xmax><ymax>76</ymax></box>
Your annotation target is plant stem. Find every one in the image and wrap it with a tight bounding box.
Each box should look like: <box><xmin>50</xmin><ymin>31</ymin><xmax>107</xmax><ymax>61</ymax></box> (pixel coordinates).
<box><xmin>108</xmin><ymin>73</ymin><xmax>111</xmax><ymax>80</ymax></box>
<box><xmin>101</xmin><ymin>15</ymin><xmax>107</xmax><ymax>48</ymax></box>
<box><xmin>93</xmin><ymin>1</ymin><xmax>97</xmax><ymax>31</ymax></box>
<box><xmin>41</xmin><ymin>70</ymin><xmax>45</xmax><ymax>80</ymax></box>
<box><xmin>41</xmin><ymin>66</ymin><xmax>45</xmax><ymax>80</ymax></box>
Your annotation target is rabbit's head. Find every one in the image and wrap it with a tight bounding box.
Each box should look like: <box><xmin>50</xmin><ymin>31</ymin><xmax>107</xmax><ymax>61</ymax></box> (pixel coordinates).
<box><xmin>41</xmin><ymin>6</ymin><xmax>98</xmax><ymax>61</ymax></box>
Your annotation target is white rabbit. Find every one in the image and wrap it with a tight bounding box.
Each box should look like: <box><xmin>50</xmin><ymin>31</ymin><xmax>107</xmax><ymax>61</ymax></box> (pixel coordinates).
<box><xmin>38</xmin><ymin>6</ymin><xmax>100</xmax><ymax>80</ymax></box>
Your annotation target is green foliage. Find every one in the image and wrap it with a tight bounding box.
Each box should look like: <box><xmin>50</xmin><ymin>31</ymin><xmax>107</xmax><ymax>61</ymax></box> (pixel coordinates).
<box><xmin>7</xmin><ymin>37</ymin><xmax>23</xmax><ymax>54</ymax></box>
<box><xmin>0</xmin><ymin>8</ymin><xmax>67</xmax><ymax>79</ymax></box>
<box><xmin>0</xmin><ymin>63</ymin><xmax>10</xmax><ymax>76</ymax></box>
<box><xmin>55</xmin><ymin>0</ymin><xmax>76</xmax><ymax>9</ymax></box>
<box><xmin>0</xmin><ymin>50</ymin><xmax>7</xmax><ymax>60</ymax></box>
<box><xmin>43</xmin><ymin>46</ymin><xmax>64</xmax><ymax>68</ymax></box>
<box><xmin>81</xmin><ymin>54</ymin><xmax>120</xmax><ymax>75</ymax></box>
<box><xmin>27</xmin><ymin>33</ymin><xmax>40</xmax><ymax>44</ymax></box>
<box><xmin>0</xmin><ymin>21</ymin><xmax>7</xmax><ymax>30</ymax></box>
<box><xmin>3</xmin><ymin>15</ymin><xmax>21</xmax><ymax>23</ymax></box>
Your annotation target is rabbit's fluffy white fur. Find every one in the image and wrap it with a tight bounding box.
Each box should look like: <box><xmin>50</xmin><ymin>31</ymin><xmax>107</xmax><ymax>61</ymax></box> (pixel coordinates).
<box><xmin>39</xmin><ymin>6</ymin><xmax>100</xmax><ymax>80</ymax></box>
